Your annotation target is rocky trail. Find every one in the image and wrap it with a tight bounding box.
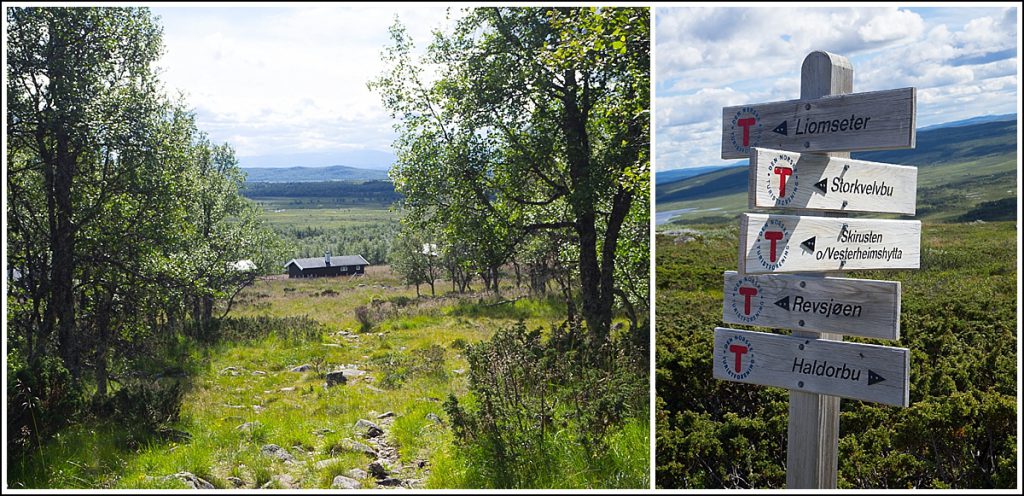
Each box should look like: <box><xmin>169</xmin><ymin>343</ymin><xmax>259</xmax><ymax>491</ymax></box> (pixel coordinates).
<box><xmin>154</xmin><ymin>326</ymin><xmax>439</xmax><ymax>490</ymax></box>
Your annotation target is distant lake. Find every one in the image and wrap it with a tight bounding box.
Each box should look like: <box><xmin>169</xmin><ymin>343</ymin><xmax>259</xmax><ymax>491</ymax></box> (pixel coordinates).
<box><xmin>655</xmin><ymin>207</ymin><xmax>721</xmax><ymax>225</ymax></box>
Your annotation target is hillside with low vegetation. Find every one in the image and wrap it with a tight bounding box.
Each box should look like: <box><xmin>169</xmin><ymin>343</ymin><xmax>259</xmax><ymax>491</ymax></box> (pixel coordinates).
<box><xmin>655</xmin><ymin>119</ymin><xmax>1017</xmax><ymax>226</ymax></box>
<box><xmin>652</xmin><ymin>81</ymin><xmax>1017</xmax><ymax>490</ymax></box>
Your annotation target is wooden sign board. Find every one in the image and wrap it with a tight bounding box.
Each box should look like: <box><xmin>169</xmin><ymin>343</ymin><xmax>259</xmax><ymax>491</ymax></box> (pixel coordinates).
<box><xmin>738</xmin><ymin>213</ymin><xmax>920</xmax><ymax>274</ymax></box>
<box><xmin>749</xmin><ymin>147</ymin><xmax>918</xmax><ymax>215</ymax></box>
<box><xmin>713</xmin><ymin>327</ymin><xmax>910</xmax><ymax>407</ymax></box>
<box><xmin>722</xmin><ymin>271</ymin><xmax>901</xmax><ymax>340</ymax></box>
<box><xmin>721</xmin><ymin>87</ymin><xmax>916</xmax><ymax>159</ymax></box>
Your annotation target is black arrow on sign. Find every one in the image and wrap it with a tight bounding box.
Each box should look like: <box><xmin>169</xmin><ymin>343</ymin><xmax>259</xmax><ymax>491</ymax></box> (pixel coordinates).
<box><xmin>867</xmin><ymin>369</ymin><xmax>886</xmax><ymax>385</ymax></box>
<box><xmin>772</xmin><ymin>121</ymin><xmax>788</xmax><ymax>136</ymax></box>
<box><xmin>814</xmin><ymin>178</ymin><xmax>828</xmax><ymax>194</ymax></box>
<box><xmin>774</xmin><ymin>296</ymin><xmax>790</xmax><ymax>311</ymax></box>
<box><xmin>801</xmin><ymin>237</ymin><xmax>816</xmax><ymax>252</ymax></box>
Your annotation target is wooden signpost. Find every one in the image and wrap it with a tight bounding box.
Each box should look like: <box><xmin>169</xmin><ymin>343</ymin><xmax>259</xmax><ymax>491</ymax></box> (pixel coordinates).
<box><xmin>712</xmin><ymin>51</ymin><xmax>921</xmax><ymax>489</ymax></box>
<box><xmin>721</xmin><ymin>87</ymin><xmax>916</xmax><ymax>159</ymax></box>
<box><xmin>738</xmin><ymin>213</ymin><xmax>921</xmax><ymax>274</ymax></box>
<box><xmin>722</xmin><ymin>271</ymin><xmax>901</xmax><ymax>340</ymax></box>
<box><xmin>749</xmin><ymin>147</ymin><xmax>918</xmax><ymax>214</ymax></box>
<box><xmin>713</xmin><ymin>327</ymin><xmax>910</xmax><ymax>407</ymax></box>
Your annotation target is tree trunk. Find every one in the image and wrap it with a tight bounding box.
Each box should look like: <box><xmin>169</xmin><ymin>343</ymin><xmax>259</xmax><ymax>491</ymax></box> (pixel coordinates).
<box><xmin>53</xmin><ymin>130</ymin><xmax>79</xmax><ymax>378</ymax></box>
<box><xmin>561</xmin><ymin>68</ymin><xmax>610</xmax><ymax>344</ymax></box>
<box><xmin>202</xmin><ymin>295</ymin><xmax>214</xmax><ymax>329</ymax></box>
<box><xmin>94</xmin><ymin>292</ymin><xmax>113</xmax><ymax>398</ymax></box>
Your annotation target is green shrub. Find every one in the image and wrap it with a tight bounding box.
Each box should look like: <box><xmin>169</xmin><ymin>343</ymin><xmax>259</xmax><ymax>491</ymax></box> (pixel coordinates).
<box><xmin>211</xmin><ymin>316</ymin><xmax>324</xmax><ymax>343</ymax></box>
<box><xmin>354</xmin><ymin>305</ymin><xmax>374</xmax><ymax>332</ymax></box>
<box><xmin>443</xmin><ymin>320</ymin><xmax>648</xmax><ymax>488</ymax></box>
<box><xmin>655</xmin><ymin>223</ymin><xmax>1019</xmax><ymax>489</ymax></box>
<box><xmin>103</xmin><ymin>379</ymin><xmax>186</xmax><ymax>432</ymax></box>
<box><xmin>371</xmin><ymin>345</ymin><xmax>448</xmax><ymax>389</ymax></box>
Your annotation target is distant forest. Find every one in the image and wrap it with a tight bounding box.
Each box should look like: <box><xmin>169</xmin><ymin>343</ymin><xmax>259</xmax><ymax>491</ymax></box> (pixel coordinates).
<box><xmin>240</xmin><ymin>180</ymin><xmax>401</xmax><ymax>204</ymax></box>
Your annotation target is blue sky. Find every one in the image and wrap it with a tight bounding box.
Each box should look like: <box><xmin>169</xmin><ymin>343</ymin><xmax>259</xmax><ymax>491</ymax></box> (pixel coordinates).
<box><xmin>655</xmin><ymin>5</ymin><xmax>1019</xmax><ymax>171</ymax></box>
<box><xmin>152</xmin><ymin>5</ymin><xmax>458</xmax><ymax>169</ymax></box>
<box><xmin>150</xmin><ymin>5</ymin><xmax>1018</xmax><ymax>171</ymax></box>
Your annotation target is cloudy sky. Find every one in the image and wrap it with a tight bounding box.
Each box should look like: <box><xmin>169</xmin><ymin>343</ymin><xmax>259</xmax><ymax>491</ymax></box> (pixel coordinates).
<box><xmin>655</xmin><ymin>5</ymin><xmax>1019</xmax><ymax>171</ymax></box>
<box><xmin>153</xmin><ymin>6</ymin><xmax>458</xmax><ymax>168</ymax></box>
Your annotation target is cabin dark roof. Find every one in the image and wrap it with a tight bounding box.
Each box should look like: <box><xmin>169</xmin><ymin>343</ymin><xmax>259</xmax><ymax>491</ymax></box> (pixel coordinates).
<box><xmin>284</xmin><ymin>255</ymin><xmax>369</xmax><ymax>270</ymax></box>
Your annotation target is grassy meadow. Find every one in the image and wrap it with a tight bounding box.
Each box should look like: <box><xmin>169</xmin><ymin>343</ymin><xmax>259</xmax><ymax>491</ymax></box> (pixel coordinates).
<box><xmin>247</xmin><ymin>198</ymin><xmax>399</xmax><ymax>264</ymax></box>
<box><xmin>9</xmin><ymin>205</ymin><xmax>648</xmax><ymax>490</ymax></box>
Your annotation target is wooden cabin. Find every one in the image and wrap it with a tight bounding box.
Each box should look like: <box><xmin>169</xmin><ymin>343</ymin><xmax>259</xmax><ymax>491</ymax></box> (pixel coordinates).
<box><xmin>284</xmin><ymin>252</ymin><xmax>369</xmax><ymax>278</ymax></box>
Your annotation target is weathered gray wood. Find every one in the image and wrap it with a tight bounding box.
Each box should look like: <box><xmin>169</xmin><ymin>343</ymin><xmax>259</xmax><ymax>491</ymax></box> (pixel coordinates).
<box><xmin>720</xmin><ymin>87</ymin><xmax>916</xmax><ymax>159</ymax></box>
<box><xmin>713</xmin><ymin>327</ymin><xmax>910</xmax><ymax>407</ymax></box>
<box><xmin>788</xmin><ymin>50</ymin><xmax>853</xmax><ymax>490</ymax></box>
<box><xmin>722</xmin><ymin>271</ymin><xmax>901</xmax><ymax>340</ymax></box>
<box><xmin>749</xmin><ymin>147</ymin><xmax>918</xmax><ymax>214</ymax></box>
<box><xmin>738</xmin><ymin>213</ymin><xmax>921</xmax><ymax>274</ymax></box>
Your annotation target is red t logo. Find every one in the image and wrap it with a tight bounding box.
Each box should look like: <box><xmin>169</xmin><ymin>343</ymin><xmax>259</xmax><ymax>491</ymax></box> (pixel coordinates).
<box><xmin>773</xmin><ymin>167</ymin><xmax>792</xmax><ymax>196</ymax></box>
<box><xmin>738</xmin><ymin>286</ymin><xmax>758</xmax><ymax>315</ymax></box>
<box><xmin>764</xmin><ymin>230</ymin><xmax>784</xmax><ymax>262</ymax></box>
<box><xmin>737</xmin><ymin>117</ymin><xmax>756</xmax><ymax>146</ymax></box>
<box><xmin>729</xmin><ymin>344</ymin><xmax>749</xmax><ymax>373</ymax></box>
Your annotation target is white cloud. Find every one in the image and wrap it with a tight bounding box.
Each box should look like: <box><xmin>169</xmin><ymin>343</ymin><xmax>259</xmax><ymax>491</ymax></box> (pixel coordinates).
<box><xmin>152</xmin><ymin>6</ymin><xmax>460</xmax><ymax>163</ymax></box>
<box><xmin>655</xmin><ymin>5</ymin><xmax>1019</xmax><ymax>171</ymax></box>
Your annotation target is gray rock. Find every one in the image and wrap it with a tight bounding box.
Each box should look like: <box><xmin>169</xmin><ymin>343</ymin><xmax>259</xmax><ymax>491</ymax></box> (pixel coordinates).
<box><xmin>314</xmin><ymin>458</ymin><xmax>341</xmax><ymax>470</ymax></box>
<box><xmin>313</xmin><ymin>428</ymin><xmax>334</xmax><ymax>437</ymax></box>
<box><xmin>368</xmin><ymin>460</ymin><xmax>388</xmax><ymax>478</ymax></box>
<box><xmin>260</xmin><ymin>473</ymin><xmax>297</xmax><ymax>489</ymax></box>
<box><xmin>251</xmin><ymin>370</ymin><xmax>266</xmax><ymax>376</ymax></box>
<box><xmin>236</xmin><ymin>421</ymin><xmax>261</xmax><ymax>431</ymax></box>
<box><xmin>326</xmin><ymin>371</ymin><xmax>347</xmax><ymax>387</ymax></box>
<box><xmin>260</xmin><ymin>444</ymin><xmax>296</xmax><ymax>463</ymax></box>
<box><xmin>226</xmin><ymin>476</ymin><xmax>244</xmax><ymax>487</ymax></box>
<box><xmin>335</xmin><ymin>438</ymin><xmax>377</xmax><ymax>456</ymax></box>
<box><xmin>345</xmin><ymin>468</ymin><xmax>368</xmax><ymax>480</ymax></box>
<box><xmin>355</xmin><ymin>419</ymin><xmax>383</xmax><ymax>438</ymax></box>
<box><xmin>220</xmin><ymin>366</ymin><xmax>241</xmax><ymax>375</ymax></box>
<box><xmin>331</xmin><ymin>475</ymin><xmax>362</xmax><ymax>489</ymax></box>
<box><xmin>403</xmin><ymin>478</ymin><xmax>425</xmax><ymax>489</ymax></box>
<box><xmin>280</xmin><ymin>387</ymin><xmax>296</xmax><ymax>392</ymax></box>
<box><xmin>376</xmin><ymin>411</ymin><xmax>395</xmax><ymax>419</ymax></box>
<box><xmin>376</xmin><ymin>477</ymin><xmax>403</xmax><ymax>486</ymax></box>
<box><xmin>290</xmin><ymin>364</ymin><xmax>313</xmax><ymax>372</ymax></box>
<box><xmin>426</xmin><ymin>413</ymin><xmax>442</xmax><ymax>424</ymax></box>
<box><xmin>165</xmin><ymin>471</ymin><xmax>214</xmax><ymax>489</ymax></box>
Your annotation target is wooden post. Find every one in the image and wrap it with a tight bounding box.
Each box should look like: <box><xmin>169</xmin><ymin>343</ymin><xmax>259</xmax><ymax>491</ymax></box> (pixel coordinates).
<box><xmin>786</xmin><ymin>50</ymin><xmax>852</xmax><ymax>489</ymax></box>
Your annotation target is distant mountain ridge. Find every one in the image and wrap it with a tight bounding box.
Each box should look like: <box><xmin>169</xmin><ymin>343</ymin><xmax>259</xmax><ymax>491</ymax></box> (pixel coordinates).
<box><xmin>655</xmin><ymin>118</ymin><xmax>1018</xmax><ymax>221</ymax></box>
<box><xmin>239</xmin><ymin>149</ymin><xmax>395</xmax><ymax>170</ymax></box>
<box><xmin>242</xmin><ymin>165</ymin><xmax>389</xmax><ymax>183</ymax></box>
<box><xmin>918</xmin><ymin>113</ymin><xmax>1016</xmax><ymax>131</ymax></box>
<box><xmin>656</xmin><ymin>113</ymin><xmax>1018</xmax><ymax>183</ymax></box>
<box><xmin>655</xmin><ymin>164</ymin><xmax>745</xmax><ymax>185</ymax></box>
